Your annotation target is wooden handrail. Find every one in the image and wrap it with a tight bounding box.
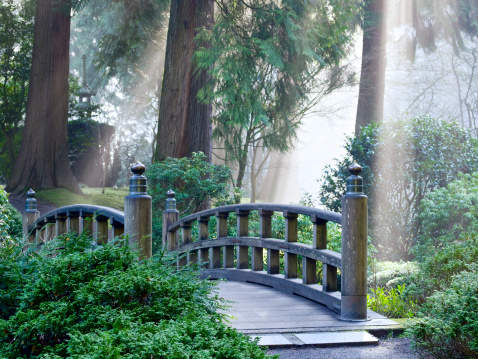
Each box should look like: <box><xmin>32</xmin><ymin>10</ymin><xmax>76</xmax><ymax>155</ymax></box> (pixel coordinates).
<box><xmin>167</xmin><ymin>203</ymin><xmax>341</xmax><ymax>233</ymax></box>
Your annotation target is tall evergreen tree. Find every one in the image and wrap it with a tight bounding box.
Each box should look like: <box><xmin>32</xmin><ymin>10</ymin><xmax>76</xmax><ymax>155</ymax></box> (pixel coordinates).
<box><xmin>153</xmin><ymin>0</ymin><xmax>214</xmax><ymax>163</ymax></box>
<box><xmin>355</xmin><ymin>0</ymin><xmax>478</xmax><ymax>134</ymax></box>
<box><xmin>355</xmin><ymin>0</ymin><xmax>386</xmax><ymax>135</ymax></box>
<box><xmin>196</xmin><ymin>0</ymin><xmax>358</xmax><ymax>190</ymax></box>
<box><xmin>6</xmin><ymin>0</ymin><xmax>80</xmax><ymax>194</ymax></box>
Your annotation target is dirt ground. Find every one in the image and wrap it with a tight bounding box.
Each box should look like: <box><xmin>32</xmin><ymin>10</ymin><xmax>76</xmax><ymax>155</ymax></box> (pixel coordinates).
<box><xmin>268</xmin><ymin>338</ymin><xmax>418</xmax><ymax>359</ymax></box>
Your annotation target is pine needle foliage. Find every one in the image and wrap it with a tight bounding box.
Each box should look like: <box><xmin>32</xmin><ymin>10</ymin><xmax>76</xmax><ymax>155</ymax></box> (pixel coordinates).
<box><xmin>0</xmin><ymin>234</ymin><xmax>273</xmax><ymax>358</ymax></box>
<box><xmin>195</xmin><ymin>0</ymin><xmax>359</xmax><ymax>187</ymax></box>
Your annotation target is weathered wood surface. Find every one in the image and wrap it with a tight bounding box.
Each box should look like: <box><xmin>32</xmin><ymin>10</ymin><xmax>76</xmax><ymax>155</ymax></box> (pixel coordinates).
<box><xmin>215</xmin><ymin>281</ymin><xmax>397</xmax><ymax>334</ymax></box>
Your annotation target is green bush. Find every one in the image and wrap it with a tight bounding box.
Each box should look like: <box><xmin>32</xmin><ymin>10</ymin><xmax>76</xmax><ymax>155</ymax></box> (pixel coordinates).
<box><xmin>0</xmin><ymin>186</ymin><xmax>21</xmax><ymax>241</ymax></box>
<box><xmin>320</xmin><ymin>117</ymin><xmax>478</xmax><ymax>260</ymax></box>
<box><xmin>416</xmin><ymin>172</ymin><xmax>478</xmax><ymax>259</ymax></box>
<box><xmin>405</xmin><ymin>239</ymin><xmax>478</xmax><ymax>304</ymax></box>
<box><xmin>0</xmin><ymin>235</ymin><xmax>273</xmax><ymax>358</ymax></box>
<box><xmin>368</xmin><ymin>261</ymin><xmax>418</xmax><ymax>290</ymax></box>
<box><xmin>367</xmin><ymin>284</ymin><xmax>418</xmax><ymax>318</ymax></box>
<box><xmin>406</xmin><ymin>266</ymin><xmax>478</xmax><ymax>358</ymax></box>
<box><xmin>147</xmin><ymin>152</ymin><xmax>232</xmax><ymax>252</ymax></box>
<box><xmin>147</xmin><ymin>152</ymin><xmax>232</xmax><ymax>215</ymax></box>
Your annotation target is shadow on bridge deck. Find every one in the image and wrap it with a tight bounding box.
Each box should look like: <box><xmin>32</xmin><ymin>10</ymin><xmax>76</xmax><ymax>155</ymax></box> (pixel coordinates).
<box><xmin>215</xmin><ymin>281</ymin><xmax>399</xmax><ymax>335</ymax></box>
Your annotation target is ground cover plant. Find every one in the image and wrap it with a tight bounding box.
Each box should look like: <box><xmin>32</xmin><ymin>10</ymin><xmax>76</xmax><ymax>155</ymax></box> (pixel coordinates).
<box><xmin>406</xmin><ymin>265</ymin><xmax>478</xmax><ymax>359</ymax></box>
<box><xmin>0</xmin><ymin>230</ymin><xmax>273</xmax><ymax>358</ymax></box>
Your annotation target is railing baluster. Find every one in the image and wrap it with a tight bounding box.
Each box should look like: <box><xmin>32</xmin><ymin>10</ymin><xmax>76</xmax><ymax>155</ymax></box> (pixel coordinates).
<box><xmin>260</xmin><ymin>210</ymin><xmax>279</xmax><ymax>274</ymax></box>
<box><xmin>198</xmin><ymin>216</ymin><xmax>210</xmax><ymax>268</ymax></box>
<box><xmin>304</xmin><ymin>215</ymin><xmax>326</xmax><ymax>285</ymax></box>
<box><xmin>110</xmin><ymin>217</ymin><xmax>124</xmax><ymax>238</ymax></box>
<box><xmin>80</xmin><ymin>210</ymin><xmax>93</xmax><ymax>235</ymax></box>
<box><xmin>68</xmin><ymin>210</ymin><xmax>80</xmax><ymax>235</ymax></box>
<box><xmin>95</xmin><ymin>215</ymin><xmax>109</xmax><ymax>245</ymax></box>
<box><xmin>180</xmin><ymin>221</ymin><xmax>196</xmax><ymax>265</ymax></box>
<box><xmin>218</xmin><ymin>212</ymin><xmax>234</xmax><ymax>268</ymax></box>
<box><xmin>44</xmin><ymin>218</ymin><xmax>56</xmax><ymax>242</ymax></box>
<box><xmin>312</xmin><ymin>214</ymin><xmax>327</xmax><ymax>250</ymax></box>
<box><xmin>55</xmin><ymin>213</ymin><xmax>68</xmax><ymax>237</ymax></box>
<box><xmin>283</xmin><ymin>210</ymin><xmax>298</xmax><ymax>279</ymax></box>
<box><xmin>255</xmin><ymin>209</ymin><xmax>271</xmax><ymax>271</ymax></box>
<box><xmin>213</xmin><ymin>211</ymin><xmax>228</xmax><ymax>269</ymax></box>
<box><xmin>236</xmin><ymin>209</ymin><xmax>249</xmax><ymax>269</ymax></box>
<box><xmin>322</xmin><ymin>264</ymin><xmax>338</xmax><ymax>291</ymax></box>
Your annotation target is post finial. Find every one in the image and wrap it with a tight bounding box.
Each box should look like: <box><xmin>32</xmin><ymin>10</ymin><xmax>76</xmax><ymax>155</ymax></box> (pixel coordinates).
<box><xmin>131</xmin><ymin>161</ymin><xmax>146</xmax><ymax>176</ymax></box>
<box><xmin>129</xmin><ymin>161</ymin><xmax>147</xmax><ymax>195</ymax></box>
<box><xmin>165</xmin><ymin>189</ymin><xmax>177</xmax><ymax>211</ymax></box>
<box><xmin>346</xmin><ymin>162</ymin><xmax>364</xmax><ymax>195</ymax></box>
<box><xmin>348</xmin><ymin>162</ymin><xmax>362</xmax><ymax>176</ymax></box>
<box><xmin>25</xmin><ymin>188</ymin><xmax>37</xmax><ymax>212</ymax></box>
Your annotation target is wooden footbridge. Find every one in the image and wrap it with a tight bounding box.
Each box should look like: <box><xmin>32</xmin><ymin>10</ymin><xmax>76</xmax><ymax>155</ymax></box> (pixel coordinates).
<box><xmin>23</xmin><ymin>162</ymin><xmax>398</xmax><ymax>336</ymax></box>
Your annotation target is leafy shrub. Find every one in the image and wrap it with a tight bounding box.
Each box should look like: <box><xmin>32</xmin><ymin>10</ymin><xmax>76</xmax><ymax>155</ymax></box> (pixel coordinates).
<box><xmin>319</xmin><ymin>117</ymin><xmax>478</xmax><ymax>260</ymax></box>
<box><xmin>405</xmin><ymin>239</ymin><xmax>478</xmax><ymax>304</ymax></box>
<box><xmin>147</xmin><ymin>152</ymin><xmax>232</xmax><ymax>252</ymax></box>
<box><xmin>0</xmin><ymin>186</ymin><xmax>21</xmax><ymax>241</ymax></box>
<box><xmin>368</xmin><ymin>261</ymin><xmax>418</xmax><ymax>290</ymax></box>
<box><xmin>367</xmin><ymin>284</ymin><xmax>418</xmax><ymax>318</ymax></box>
<box><xmin>147</xmin><ymin>152</ymin><xmax>232</xmax><ymax>215</ymax></box>
<box><xmin>0</xmin><ymin>235</ymin><xmax>272</xmax><ymax>358</ymax></box>
<box><xmin>406</xmin><ymin>266</ymin><xmax>478</xmax><ymax>358</ymax></box>
<box><xmin>416</xmin><ymin>172</ymin><xmax>478</xmax><ymax>259</ymax></box>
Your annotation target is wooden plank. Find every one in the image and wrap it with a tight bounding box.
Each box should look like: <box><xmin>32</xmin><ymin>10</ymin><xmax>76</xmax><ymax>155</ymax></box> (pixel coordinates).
<box><xmin>178</xmin><ymin>237</ymin><xmax>341</xmax><ymax>268</ymax></box>
<box><xmin>168</xmin><ymin>203</ymin><xmax>342</xmax><ymax>232</ymax></box>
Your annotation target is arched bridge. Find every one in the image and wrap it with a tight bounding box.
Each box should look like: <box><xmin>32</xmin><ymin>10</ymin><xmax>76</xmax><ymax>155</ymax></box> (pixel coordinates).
<box><xmin>23</xmin><ymin>162</ymin><xmax>376</xmax><ymax>329</ymax></box>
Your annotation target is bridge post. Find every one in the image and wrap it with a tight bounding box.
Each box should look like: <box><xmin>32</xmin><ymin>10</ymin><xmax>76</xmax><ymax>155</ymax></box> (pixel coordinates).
<box><xmin>162</xmin><ymin>190</ymin><xmax>179</xmax><ymax>252</ymax></box>
<box><xmin>23</xmin><ymin>189</ymin><xmax>40</xmax><ymax>242</ymax></box>
<box><xmin>124</xmin><ymin>161</ymin><xmax>153</xmax><ymax>259</ymax></box>
<box><xmin>340</xmin><ymin>163</ymin><xmax>368</xmax><ymax>321</ymax></box>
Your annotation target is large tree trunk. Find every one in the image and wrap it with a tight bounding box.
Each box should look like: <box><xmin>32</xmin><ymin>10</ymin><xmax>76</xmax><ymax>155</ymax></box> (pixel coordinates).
<box><xmin>355</xmin><ymin>0</ymin><xmax>387</xmax><ymax>135</ymax></box>
<box><xmin>6</xmin><ymin>0</ymin><xmax>80</xmax><ymax>194</ymax></box>
<box><xmin>153</xmin><ymin>0</ymin><xmax>213</xmax><ymax>163</ymax></box>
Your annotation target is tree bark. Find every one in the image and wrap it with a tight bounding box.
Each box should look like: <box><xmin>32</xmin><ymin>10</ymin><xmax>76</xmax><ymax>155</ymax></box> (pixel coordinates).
<box><xmin>355</xmin><ymin>0</ymin><xmax>387</xmax><ymax>135</ymax></box>
<box><xmin>153</xmin><ymin>0</ymin><xmax>213</xmax><ymax>163</ymax></box>
<box><xmin>6</xmin><ymin>0</ymin><xmax>80</xmax><ymax>194</ymax></box>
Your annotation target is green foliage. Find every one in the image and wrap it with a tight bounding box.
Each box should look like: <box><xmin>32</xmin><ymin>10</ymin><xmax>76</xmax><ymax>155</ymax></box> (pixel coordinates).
<box><xmin>147</xmin><ymin>152</ymin><xmax>232</xmax><ymax>252</ymax></box>
<box><xmin>147</xmin><ymin>152</ymin><xmax>232</xmax><ymax>215</ymax></box>
<box><xmin>0</xmin><ymin>186</ymin><xmax>21</xmax><ymax>241</ymax></box>
<box><xmin>367</xmin><ymin>284</ymin><xmax>418</xmax><ymax>319</ymax></box>
<box><xmin>416</xmin><ymin>172</ymin><xmax>478</xmax><ymax>259</ymax></box>
<box><xmin>0</xmin><ymin>234</ymin><xmax>272</xmax><ymax>358</ymax></box>
<box><xmin>406</xmin><ymin>239</ymin><xmax>478</xmax><ymax>304</ymax></box>
<box><xmin>368</xmin><ymin>261</ymin><xmax>418</xmax><ymax>291</ymax></box>
<box><xmin>195</xmin><ymin>0</ymin><xmax>358</xmax><ymax>188</ymax></box>
<box><xmin>406</xmin><ymin>266</ymin><xmax>478</xmax><ymax>359</ymax></box>
<box><xmin>0</xmin><ymin>1</ymin><xmax>33</xmax><ymax>182</ymax></box>
<box><xmin>320</xmin><ymin>117</ymin><xmax>478</xmax><ymax>260</ymax></box>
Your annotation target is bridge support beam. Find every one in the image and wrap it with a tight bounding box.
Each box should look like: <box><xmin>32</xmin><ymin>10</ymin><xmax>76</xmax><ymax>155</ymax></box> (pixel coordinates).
<box><xmin>125</xmin><ymin>162</ymin><xmax>153</xmax><ymax>260</ymax></box>
<box><xmin>340</xmin><ymin>163</ymin><xmax>368</xmax><ymax>321</ymax></box>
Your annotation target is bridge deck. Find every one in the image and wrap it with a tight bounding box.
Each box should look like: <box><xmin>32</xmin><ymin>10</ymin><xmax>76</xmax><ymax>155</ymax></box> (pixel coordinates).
<box><xmin>215</xmin><ymin>281</ymin><xmax>398</xmax><ymax>334</ymax></box>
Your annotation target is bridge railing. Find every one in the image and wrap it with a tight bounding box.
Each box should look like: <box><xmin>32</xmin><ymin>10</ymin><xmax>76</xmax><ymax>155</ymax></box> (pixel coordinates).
<box><xmin>23</xmin><ymin>162</ymin><xmax>151</xmax><ymax>259</ymax></box>
<box><xmin>163</xmin><ymin>163</ymin><xmax>368</xmax><ymax>320</ymax></box>
<box><xmin>163</xmin><ymin>199</ymin><xmax>344</xmax><ymax>312</ymax></box>
<box><xmin>23</xmin><ymin>162</ymin><xmax>368</xmax><ymax>321</ymax></box>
